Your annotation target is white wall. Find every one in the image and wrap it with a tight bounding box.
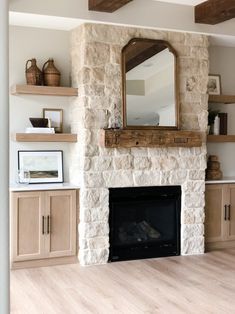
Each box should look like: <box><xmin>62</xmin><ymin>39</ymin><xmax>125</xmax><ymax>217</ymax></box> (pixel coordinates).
<box><xmin>0</xmin><ymin>0</ymin><xmax>9</xmax><ymax>312</ymax></box>
<box><xmin>9</xmin><ymin>26</ymin><xmax>72</xmax><ymax>184</ymax></box>
<box><xmin>207</xmin><ymin>45</ymin><xmax>235</xmax><ymax>176</ymax></box>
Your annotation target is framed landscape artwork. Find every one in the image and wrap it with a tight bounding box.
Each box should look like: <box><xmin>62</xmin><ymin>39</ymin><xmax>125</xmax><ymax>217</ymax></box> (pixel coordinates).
<box><xmin>18</xmin><ymin>150</ymin><xmax>63</xmax><ymax>183</ymax></box>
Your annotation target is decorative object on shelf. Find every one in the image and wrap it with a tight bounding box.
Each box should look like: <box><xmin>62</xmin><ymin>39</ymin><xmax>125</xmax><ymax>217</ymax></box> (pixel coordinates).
<box><xmin>18</xmin><ymin>150</ymin><xmax>64</xmax><ymax>184</ymax></box>
<box><xmin>17</xmin><ymin>169</ymin><xmax>30</xmax><ymax>184</ymax></box>
<box><xmin>43</xmin><ymin>108</ymin><xmax>63</xmax><ymax>133</ymax></box>
<box><xmin>25</xmin><ymin>127</ymin><xmax>55</xmax><ymax>134</ymax></box>
<box><xmin>29</xmin><ymin>117</ymin><xmax>49</xmax><ymax>128</ymax></box>
<box><xmin>208</xmin><ymin>108</ymin><xmax>220</xmax><ymax>134</ymax></box>
<box><xmin>207</xmin><ymin>74</ymin><xmax>221</xmax><ymax>95</ymax></box>
<box><xmin>213</xmin><ymin>115</ymin><xmax>220</xmax><ymax>135</ymax></box>
<box><xmin>25</xmin><ymin>58</ymin><xmax>43</xmax><ymax>86</ymax></box>
<box><xmin>218</xmin><ymin>112</ymin><xmax>228</xmax><ymax>135</ymax></box>
<box><xmin>42</xmin><ymin>58</ymin><xmax>61</xmax><ymax>86</ymax></box>
<box><xmin>206</xmin><ymin>155</ymin><xmax>223</xmax><ymax>180</ymax></box>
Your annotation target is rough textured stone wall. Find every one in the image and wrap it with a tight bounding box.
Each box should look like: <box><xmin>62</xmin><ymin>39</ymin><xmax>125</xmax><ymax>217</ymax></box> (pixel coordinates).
<box><xmin>70</xmin><ymin>23</ymin><xmax>209</xmax><ymax>265</ymax></box>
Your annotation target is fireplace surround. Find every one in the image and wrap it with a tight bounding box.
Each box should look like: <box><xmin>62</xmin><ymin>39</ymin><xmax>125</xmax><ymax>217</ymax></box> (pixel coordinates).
<box><xmin>109</xmin><ymin>186</ymin><xmax>181</xmax><ymax>262</ymax></box>
<box><xmin>70</xmin><ymin>23</ymin><xmax>208</xmax><ymax>265</ymax></box>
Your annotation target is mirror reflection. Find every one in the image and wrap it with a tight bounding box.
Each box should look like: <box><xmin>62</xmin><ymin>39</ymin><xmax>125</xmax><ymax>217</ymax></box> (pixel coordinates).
<box><xmin>122</xmin><ymin>39</ymin><xmax>178</xmax><ymax>129</ymax></box>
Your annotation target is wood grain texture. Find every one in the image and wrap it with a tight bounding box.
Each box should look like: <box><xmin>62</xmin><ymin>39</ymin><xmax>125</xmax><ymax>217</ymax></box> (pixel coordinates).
<box><xmin>11</xmin><ymin>84</ymin><xmax>78</xmax><ymax>96</ymax></box>
<box><xmin>11</xmin><ymin>249</ymin><xmax>235</xmax><ymax>313</ymax></box>
<box><xmin>195</xmin><ymin>0</ymin><xmax>235</xmax><ymax>25</ymax></box>
<box><xmin>14</xmin><ymin>133</ymin><xmax>77</xmax><ymax>142</ymax></box>
<box><xmin>209</xmin><ymin>94</ymin><xmax>235</xmax><ymax>104</ymax></box>
<box><xmin>207</xmin><ymin>135</ymin><xmax>235</xmax><ymax>143</ymax></box>
<box><xmin>100</xmin><ymin>129</ymin><xmax>203</xmax><ymax>148</ymax></box>
<box><xmin>89</xmin><ymin>0</ymin><xmax>133</xmax><ymax>12</ymax></box>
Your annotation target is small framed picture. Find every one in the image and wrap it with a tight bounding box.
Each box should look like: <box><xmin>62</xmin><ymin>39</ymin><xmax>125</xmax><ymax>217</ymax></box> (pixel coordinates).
<box><xmin>43</xmin><ymin>108</ymin><xmax>63</xmax><ymax>133</ymax></box>
<box><xmin>18</xmin><ymin>150</ymin><xmax>64</xmax><ymax>184</ymax></box>
<box><xmin>208</xmin><ymin>74</ymin><xmax>222</xmax><ymax>95</ymax></box>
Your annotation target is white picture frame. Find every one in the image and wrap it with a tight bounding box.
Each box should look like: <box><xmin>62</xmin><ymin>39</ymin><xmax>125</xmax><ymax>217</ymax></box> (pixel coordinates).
<box><xmin>18</xmin><ymin>150</ymin><xmax>63</xmax><ymax>184</ymax></box>
<box><xmin>43</xmin><ymin>108</ymin><xmax>63</xmax><ymax>133</ymax></box>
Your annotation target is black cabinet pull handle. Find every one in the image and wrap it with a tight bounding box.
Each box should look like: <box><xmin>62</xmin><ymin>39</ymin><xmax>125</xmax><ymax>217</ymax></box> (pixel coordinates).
<box><xmin>42</xmin><ymin>216</ymin><xmax>45</xmax><ymax>234</ymax></box>
<box><xmin>47</xmin><ymin>215</ymin><xmax>50</xmax><ymax>234</ymax></box>
<box><xmin>228</xmin><ymin>205</ymin><xmax>231</xmax><ymax>221</ymax></box>
<box><xmin>224</xmin><ymin>205</ymin><xmax>227</xmax><ymax>220</ymax></box>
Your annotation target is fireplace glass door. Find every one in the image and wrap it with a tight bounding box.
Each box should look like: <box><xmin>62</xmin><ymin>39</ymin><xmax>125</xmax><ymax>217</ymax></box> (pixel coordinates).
<box><xmin>109</xmin><ymin>186</ymin><xmax>181</xmax><ymax>262</ymax></box>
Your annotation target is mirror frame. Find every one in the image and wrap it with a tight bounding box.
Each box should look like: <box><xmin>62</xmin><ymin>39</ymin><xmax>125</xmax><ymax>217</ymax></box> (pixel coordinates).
<box><xmin>122</xmin><ymin>38</ymin><xmax>180</xmax><ymax>130</ymax></box>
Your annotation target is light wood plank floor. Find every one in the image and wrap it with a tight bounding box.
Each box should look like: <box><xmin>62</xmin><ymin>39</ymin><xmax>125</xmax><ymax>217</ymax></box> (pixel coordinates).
<box><xmin>11</xmin><ymin>249</ymin><xmax>235</xmax><ymax>314</ymax></box>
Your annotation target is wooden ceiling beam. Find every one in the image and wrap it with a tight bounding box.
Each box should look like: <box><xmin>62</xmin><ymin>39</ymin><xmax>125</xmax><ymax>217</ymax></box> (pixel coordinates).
<box><xmin>195</xmin><ymin>0</ymin><xmax>235</xmax><ymax>25</ymax></box>
<box><xmin>89</xmin><ymin>0</ymin><xmax>133</xmax><ymax>13</ymax></box>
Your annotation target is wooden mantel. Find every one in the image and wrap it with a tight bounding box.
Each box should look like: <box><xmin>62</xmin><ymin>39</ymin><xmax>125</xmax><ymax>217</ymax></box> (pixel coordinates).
<box><xmin>88</xmin><ymin>0</ymin><xmax>133</xmax><ymax>12</ymax></box>
<box><xmin>100</xmin><ymin>129</ymin><xmax>203</xmax><ymax>148</ymax></box>
<box><xmin>195</xmin><ymin>0</ymin><xmax>235</xmax><ymax>25</ymax></box>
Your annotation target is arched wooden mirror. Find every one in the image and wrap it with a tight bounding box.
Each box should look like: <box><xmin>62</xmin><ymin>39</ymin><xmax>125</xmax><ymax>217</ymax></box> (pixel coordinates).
<box><xmin>122</xmin><ymin>38</ymin><xmax>179</xmax><ymax>129</ymax></box>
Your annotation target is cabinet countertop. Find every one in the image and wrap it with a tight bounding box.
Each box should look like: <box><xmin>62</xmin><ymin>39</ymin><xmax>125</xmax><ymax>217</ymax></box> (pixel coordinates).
<box><xmin>10</xmin><ymin>183</ymin><xmax>79</xmax><ymax>192</ymax></box>
<box><xmin>206</xmin><ymin>177</ymin><xmax>235</xmax><ymax>184</ymax></box>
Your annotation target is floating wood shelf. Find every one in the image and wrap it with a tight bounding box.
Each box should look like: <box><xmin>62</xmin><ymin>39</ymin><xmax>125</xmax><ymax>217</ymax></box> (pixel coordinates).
<box><xmin>11</xmin><ymin>85</ymin><xmax>78</xmax><ymax>97</ymax></box>
<box><xmin>207</xmin><ymin>135</ymin><xmax>235</xmax><ymax>143</ymax></box>
<box><xmin>100</xmin><ymin>129</ymin><xmax>203</xmax><ymax>148</ymax></box>
<box><xmin>14</xmin><ymin>133</ymin><xmax>77</xmax><ymax>143</ymax></box>
<box><xmin>209</xmin><ymin>95</ymin><xmax>235</xmax><ymax>104</ymax></box>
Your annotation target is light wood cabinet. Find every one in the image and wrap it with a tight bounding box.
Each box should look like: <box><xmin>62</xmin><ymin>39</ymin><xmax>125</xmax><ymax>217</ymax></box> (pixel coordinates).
<box><xmin>11</xmin><ymin>189</ymin><xmax>77</xmax><ymax>268</ymax></box>
<box><xmin>205</xmin><ymin>184</ymin><xmax>235</xmax><ymax>250</ymax></box>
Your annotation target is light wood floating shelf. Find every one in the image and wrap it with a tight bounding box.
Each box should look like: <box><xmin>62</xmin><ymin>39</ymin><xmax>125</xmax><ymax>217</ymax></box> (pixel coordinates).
<box><xmin>11</xmin><ymin>85</ymin><xmax>78</xmax><ymax>97</ymax></box>
<box><xmin>207</xmin><ymin>135</ymin><xmax>235</xmax><ymax>143</ymax></box>
<box><xmin>14</xmin><ymin>133</ymin><xmax>77</xmax><ymax>142</ymax></box>
<box><xmin>100</xmin><ymin>129</ymin><xmax>203</xmax><ymax>148</ymax></box>
<box><xmin>209</xmin><ymin>95</ymin><xmax>235</xmax><ymax>104</ymax></box>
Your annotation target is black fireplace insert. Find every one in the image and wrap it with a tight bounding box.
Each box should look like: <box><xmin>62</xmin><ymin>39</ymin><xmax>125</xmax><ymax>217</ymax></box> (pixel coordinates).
<box><xmin>109</xmin><ymin>186</ymin><xmax>181</xmax><ymax>262</ymax></box>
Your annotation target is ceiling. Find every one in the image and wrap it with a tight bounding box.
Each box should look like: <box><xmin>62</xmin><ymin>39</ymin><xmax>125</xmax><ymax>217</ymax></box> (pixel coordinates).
<box><xmin>153</xmin><ymin>0</ymin><xmax>204</xmax><ymax>5</ymax></box>
<box><xmin>9</xmin><ymin>0</ymin><xmax>235</xmax><ymax>47</ymax></box>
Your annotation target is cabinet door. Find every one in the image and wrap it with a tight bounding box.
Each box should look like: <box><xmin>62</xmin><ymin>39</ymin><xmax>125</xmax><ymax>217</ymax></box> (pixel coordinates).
<box><xmin>11</xmin><ymin>191</ymin><xmax>45</xmax><ymax>261</ymax></box>
<box><xmin>45</xmin><ymin>190</ymin><xmax>76</xmax><ymax>258</ymax></box>
<box><xmin>227</xmin><ymin>184</ymin><xmax>235</xmax><ymax>240</ymax></box>
<box><xmin>205</xmin><ymin>185</ymin><xmax>226</xmax><ymax>243</ymax></box>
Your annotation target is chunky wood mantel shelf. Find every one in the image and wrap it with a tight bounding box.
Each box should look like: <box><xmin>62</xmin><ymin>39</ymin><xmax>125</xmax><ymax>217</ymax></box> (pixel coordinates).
<box><xmin>208</xmin><ymin>94</ymin><xmax>235</xmax><ymax>104</ymax></box>
<box><xmin>100</xmin><ymin>129</ymin><xmax>203</xmax><ymax>148</ymax></box>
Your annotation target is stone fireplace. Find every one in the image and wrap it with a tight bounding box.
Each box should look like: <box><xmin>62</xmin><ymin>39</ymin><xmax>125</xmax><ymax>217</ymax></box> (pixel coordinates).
<box><xmin>69</xmin><ymin>23</ymin><xmax>209</xmax><ymax>265</ymax></box>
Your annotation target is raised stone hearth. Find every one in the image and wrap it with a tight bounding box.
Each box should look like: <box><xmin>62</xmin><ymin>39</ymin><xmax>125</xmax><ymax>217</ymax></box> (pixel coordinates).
<box><xmin>70</xmin><ymin>23</ymin><xmax>209</xmax><ymax>265</ymax></box>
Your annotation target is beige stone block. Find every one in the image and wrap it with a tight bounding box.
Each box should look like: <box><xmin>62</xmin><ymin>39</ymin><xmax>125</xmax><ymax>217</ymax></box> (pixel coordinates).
<box><xmin>84</xmin><ymin>42</ymin><xmax>110</xmax><ymax>66</ymax></box>
<box><xmin>148</xmin><ymin>148</ymin><xmax>169</xmax><ymax>157</ymax></box>
<box><xmin>185</xmin><ymin>33</ymin><xmax>208</xmax><ymax>47</ymax></box>
<box><xmin>151</xmin><ymin>157</ymin><xmax>161</xmax><ymax>170</ymax></box>
<box><xmin>103</xmin><ymin>170</ymin><xmax>134</xmax><ymax>187</ymax></box>
<box><xmin>114</xmin><ymin>155</ymin><xmax>133</xmax><ymax>170</ymax></box>
<box><xmin>160</xmin><ymin>156</ymin><xmax>179</xmax><ymax>171</ymax></box>
<box><xmin>115</xmin><ymin>148</ymin><xmax>131</xmax><ymax>155</ymax></box>
<box><xmin>180</xmin><ymin>156</ymin><xmax>201</xmax><ymax>170</ymax></box>
<box><xmin>190</xmin><ymin>46</ymin><xmax>209</xmax><ymax>59</ymax></box>
<box><xmin>134</xmin><ymin>157</ymin><xmax>151</xmax><ymax>170</ymax></box>
<box><xmin>110</xmin><ymin>44</ymin><xmax>122</xmax><ymax>64</ymax></box>
<box><xmin>188</xmin><ymin>170</ymin><xmax>205</xmax><ymax>180</ymax></box>
<box><xmin>77</xmin><ymin>67</ymin><xmax>91</xmax><ymax>84</ymax></box>
<box><xmin>91</xmin><ymin>156</ymin><xmax>113</xmax><ymax>171</ymax></box>
<box><xmin>182</xmin><ymin>224</ymin><xmax>204</xmax><ymax>239</ymax></box>
<box><xmin>184</xmin><ymin>181</ymin><xmax>205</xmax><ymax>193</ymax></box>
<box><xmin>180</xmin><ymin>114</ymin><xmax>199</xmax><ymax>130</ymax></box>
<box><xmin>84</xmin><ymin>145</ymin><xmax>99</xmax><ymax>157</ymax></box>
<box><xmin>84</xmin><ymin>158</ymin><xmax>91</xmax><ymax>171</ymax></box>
<box><xmin>89</xmin><ymin>96</ymin><xmax>111</xmax><ymax>110</ymax></box>
<box><xmin>81</xmin><ymin>188</ymin><xmax>101</xmax><ymax>208</ymax></box>
<box><xmin>184</xmin><ymin>192</ymin><xmax>205</xmax><ymax>208</ymax></box>
<box><xmin>160</xmin><ymin>171</ymin><xmax>171</xmax><ymax>185</ymax></box>
<box><xmin>99</xmin><ymin>147</ymin><xmax>115</xmax><ymax>156</ymax></box>
<box><xmin>84</xmin><ymin>108</ymin><xmax>109</xmax><ymax>129</ymax></box>
<box><xmin>84</xmin><ymin>172</ymin><xmax>104</xmax><ymax>188</ymax></box>
<box><xmin>182</xmin><ymin>208</ymin><xmax>205</xmax><ymax>224</ymax></box>
<box><xmin>81</xmin><ymin>237</ymin><xmax>109</xmax><ymax>250</ymax></box>
<box><xmin>91</xmin><ymin>67</ymin><xmax>105</xmax><ymax>84</ymax></box>
<box><xmin>169</xmin><ymin>170</ymin><xmax>187</xmax><ymax>184</ymax></box>
<box><xmin>171</xmin><ymin>44</ymin><xmax>190</xmax><ymax>57</ymax></box>
<box><xmin>131</xmin><ymin>147</ymin><xmax>148</xmax><ymax>156</ymax></box>
<box><xmin>168</xmin><ymin>32</ymin><xmax>186</xmax><ymax>44</ymax></box>
<box><xmin>181</xmin><ymin>236</ymin><xmax>204</xmax><ymax>255</ymax></box>
<box><xmin>79</xmin><ymin>248</ymin><xmax>109</xmax><ymax>265</ymax></box>
<box><xmin>80</xmin><ymin>221</ymin><xmax>109</xmax><ymax>238</ymax></box>
<box><xmin>80</xmin><ymin>84</ymin><xmax>105</xmax><ymax>97</ymax></box>
<box><xmin>133</xmin><ymin>171</ymin><xmax>161</xmax><ymax>186</ymax></box>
